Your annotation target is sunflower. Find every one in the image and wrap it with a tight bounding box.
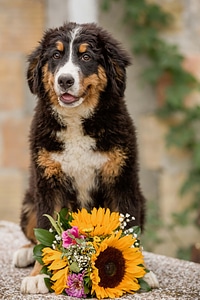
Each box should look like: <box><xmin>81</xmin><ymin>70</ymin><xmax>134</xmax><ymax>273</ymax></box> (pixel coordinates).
<box><xmin>90</xmin><ymin>231</ymin><xmax>146</xmax><ymax>299</ymax></box>
<box><xmin>70</xmin><ymin>207</ymin><xmax>120</xmax><ymax>236</ymax></box>
<box><xmin>42</xmin><ymin>247</ymin><xmax>69</xmax><ymax>294</ymax></box>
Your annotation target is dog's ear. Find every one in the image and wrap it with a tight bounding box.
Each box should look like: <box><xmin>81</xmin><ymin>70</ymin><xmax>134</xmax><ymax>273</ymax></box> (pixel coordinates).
<box><xmin>27</xmin><ymin>45</ymin><xmax>43</xmax><ymax>95</ymax></box>
<box><xmin>99</xmin><ymin>31</ymin><xmax>131</xmax><ymax>97</ymax></box>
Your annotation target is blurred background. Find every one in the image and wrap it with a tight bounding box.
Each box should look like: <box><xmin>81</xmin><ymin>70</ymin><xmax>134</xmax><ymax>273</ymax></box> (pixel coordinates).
<box><xmin>0</xmin><ymin>0</ymin><xmax>200</xmax><ymax>262</ymax></box>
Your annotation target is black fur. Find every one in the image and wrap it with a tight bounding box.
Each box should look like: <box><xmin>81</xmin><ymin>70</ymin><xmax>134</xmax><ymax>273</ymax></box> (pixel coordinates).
<box><xmin>20</xmin><ymin>22</ymin><xmax>146</xmax><ymax>243</ymax></box>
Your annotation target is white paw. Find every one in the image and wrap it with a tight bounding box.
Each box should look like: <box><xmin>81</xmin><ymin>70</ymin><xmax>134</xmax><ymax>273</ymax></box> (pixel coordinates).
<box><xmin>13</xmin><ymin>246</ymin><xmax>35</xmax><ymax>267</ymax></box>
<box><xmin>21</xmin><ymin>274</ymin><xmax>49</xmax><ymax>294</ymax></box>
<box><xmin>143</xmin><ymin>270</ymin><xmax>159</xmax><ymax>288</ymax></box>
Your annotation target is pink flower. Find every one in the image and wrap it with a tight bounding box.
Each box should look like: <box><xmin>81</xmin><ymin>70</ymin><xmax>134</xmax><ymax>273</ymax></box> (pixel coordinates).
<box><xmin>66</xmin><ymin>273</ymin><xmax>86</xmax><ymax>298</ymax></box>
<box><xmin>62</xmin><ymin>226</ymin><xmax>84</xmax><ymax>248</ymax></box>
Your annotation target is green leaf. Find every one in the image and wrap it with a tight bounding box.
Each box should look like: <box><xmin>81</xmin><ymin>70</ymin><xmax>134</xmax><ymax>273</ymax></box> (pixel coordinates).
<box><xmin>142</xmin><ymin>66</ymin><xmax>163</xmax><ymax>84</ymax></box>
<box><xmin>34</xmin><ymin>228</ymin><xmax>55</xmax><ymax>247</ymax></box>
<box><xmin>43</xmin><ymin>214</ymin><xmax>62</xmax><ymax>235</ymax></box>
<box><xmin>101</xmin><ymin>0</ymin><xmax>112</xmax><ymax>11</ymax></box>
<box><xmin>180</xmin><ymin>170</ymin><xmax>200</xmax><ymax>195</ymax></box>
<box><xmin>84</xmin><ymin>276</ymin><xmax>91</xmax><ymax>285</ymax></box>
<box><xmin>172</xmin><ymin>211</ymin><xmax>190</xmax><ymax>227</ymax></box>
<box><xmin>59</xmin><ymin>208</ymin><xmax>72</xmax><ymax>230</ymax></box>
<box><xmin>132</xmin><ymin>226</ymin><xmax>141</xmax><ymax>236</ymax></box>
<box><xmin>138</xmin><ymin>278</ymin><xmax>152</xmax><ymax>292</ymax></box>
<box><xmin>40</xmin><ymin>265</ymin><xmax>51</xmax><ymax>276</ymax></box>
<box><xmin>44</xmin><ymin>277</ymin><xmax>54</xmax><ymax>293</ymax></box>
<box><xmin>33</xmin><ymin>244</ymin><xmax>45</xmax><ymax>264</ymax></box>
<box><xmin>84</xmin><ymin>284</ymin><xmax>90</xmax><ymax>295</ymax></box>
<box><xmin>166</xmin><ymin>124</ymin><xmax>195</xmax><ymax>148</ymax></box>
<box><xmin>69</xmin><ymin>261</ymin><xmax>80</xmax><ymax>273</ymax></box>
<box><xmin>193</xmin><ymin>143</ymin><xmax>200</xmax><ymax>167</ymax></box>
<box><xmin>84</xmin><ymin>275</ymin><xmax>92</xmax><ymax>295</ymax></box>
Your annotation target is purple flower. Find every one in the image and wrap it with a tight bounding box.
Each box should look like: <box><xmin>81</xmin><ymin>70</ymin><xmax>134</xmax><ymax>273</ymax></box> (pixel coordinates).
<box><xmin>66</xmin><ymin>273</ymin><xmax>86</xmax><ymax>298</ymax></box>
<box><xmin>62</xmin><ymin>226</ymin><xmax>84</xmax><ymax>248</ymax></box>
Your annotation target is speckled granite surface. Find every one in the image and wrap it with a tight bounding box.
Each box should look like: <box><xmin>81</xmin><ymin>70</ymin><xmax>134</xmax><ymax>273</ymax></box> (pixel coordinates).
<box><xmin>0</xmin><ymin>220</ymin><xmax>200</xmax><ymax>300</ymax></box>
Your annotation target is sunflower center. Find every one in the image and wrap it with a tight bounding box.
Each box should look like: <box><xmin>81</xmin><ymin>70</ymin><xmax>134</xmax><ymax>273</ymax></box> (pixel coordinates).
<box><xmin>95</xmin><ymin>246</ymin><xmax>125</xmax><ymax>288</ymax></box>
<box><xmin>105</xmin><ymin>261</ymin><xmax>117</xmax><ymax>276</ymax></box>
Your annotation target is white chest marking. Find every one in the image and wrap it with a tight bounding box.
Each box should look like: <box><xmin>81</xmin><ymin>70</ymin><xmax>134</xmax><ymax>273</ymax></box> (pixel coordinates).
<box><xmin>51</xmin><ymin>122</ymin><xmax>108</xmax><ymax>206</ymax></box>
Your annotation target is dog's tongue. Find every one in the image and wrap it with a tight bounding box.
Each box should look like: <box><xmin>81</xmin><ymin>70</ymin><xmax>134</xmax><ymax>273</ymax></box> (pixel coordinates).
<box><xmin>60</xmin><ymin>93</ymin><xmax>77</xmax><ymax>104</ymax></box>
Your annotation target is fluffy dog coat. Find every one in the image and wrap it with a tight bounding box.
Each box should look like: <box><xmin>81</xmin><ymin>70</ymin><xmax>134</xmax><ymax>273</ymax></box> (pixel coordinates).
<box><xmin>20</xmin><ymin>22</ymin><xmax>146</xmax><ymax>244</ymax></box>
<box><xmin>14</xmin><ymin>23</ymin><xmax>149</xmax><ymax>293</ymax></box>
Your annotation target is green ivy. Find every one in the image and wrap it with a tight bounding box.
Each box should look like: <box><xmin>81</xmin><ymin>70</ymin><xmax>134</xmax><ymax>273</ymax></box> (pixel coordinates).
<box><xmin>141</xmin><ymin>200</ymin><xmax>164</xmax><ymax>253</ymax></box>
<box><xmin>102</xmin><ymin>0</ymin><xmax>200</xmax><ymax>260</ymax></box>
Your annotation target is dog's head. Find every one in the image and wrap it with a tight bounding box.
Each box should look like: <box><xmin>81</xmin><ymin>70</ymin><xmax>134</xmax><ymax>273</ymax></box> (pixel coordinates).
<box><xmin>27</xmin><ymin>22</ymin><xmax>131</xmax><ymax>112</ymax></box>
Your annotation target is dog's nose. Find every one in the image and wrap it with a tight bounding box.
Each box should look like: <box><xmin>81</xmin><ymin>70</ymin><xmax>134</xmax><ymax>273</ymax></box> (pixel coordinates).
<box><xmin>58</xmin><ymin>74</ymin><xmax>75</xmax><ymax>89</ymax></box>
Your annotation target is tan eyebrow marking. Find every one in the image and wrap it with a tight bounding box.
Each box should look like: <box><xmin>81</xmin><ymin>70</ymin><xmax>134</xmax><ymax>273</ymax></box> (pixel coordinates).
<box><xmin>56</xmin><ymin>41</ymin><xmax>64</xmax><ymax>52</ymax></box>
<box><xmin>79</xmin><ymin>43</ymin><xmax>89</xmax><ymax>53</ymax></box>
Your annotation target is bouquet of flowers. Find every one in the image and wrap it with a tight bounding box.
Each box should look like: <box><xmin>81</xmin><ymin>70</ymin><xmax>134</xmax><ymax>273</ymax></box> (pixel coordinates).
<box><xmin>33</xmin><ymin>207</ymin><xmax>150</xmax><ymax>299</ymax></box>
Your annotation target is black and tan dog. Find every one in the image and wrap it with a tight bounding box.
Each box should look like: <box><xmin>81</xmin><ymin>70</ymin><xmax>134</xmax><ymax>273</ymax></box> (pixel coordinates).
<box><xmin>13</xmin><ymin>22</ymin><xmax>158</xmax><ymax>293</ymax></box>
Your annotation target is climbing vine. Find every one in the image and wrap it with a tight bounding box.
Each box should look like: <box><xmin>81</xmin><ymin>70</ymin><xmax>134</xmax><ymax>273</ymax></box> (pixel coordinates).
<box><xmin>102</xmin><ymin>0</ymin><xmax>200</xmax><ymax>260</ymax></box>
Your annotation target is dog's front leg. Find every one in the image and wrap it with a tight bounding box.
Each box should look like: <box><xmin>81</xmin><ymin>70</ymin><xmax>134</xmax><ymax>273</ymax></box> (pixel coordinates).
<box><xmin>20</xmin><ymin>260</ymin><xmax>49</xmax><ymax>294</ymax></box>
<box><xmin>13</xmin><ymin>243</ymin><xmax>49</xmax><ymax>294</ymax></box>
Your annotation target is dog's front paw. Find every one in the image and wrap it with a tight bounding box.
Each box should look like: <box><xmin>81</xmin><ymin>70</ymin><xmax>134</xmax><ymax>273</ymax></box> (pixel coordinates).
<box><xmin>13</xmin><ymin>245</ymin><xmax>35</xmax><ymax>267</ymax></box>
<box><xmin>21</xmin><ymin>274</ymin><xmax>49</xmax><ymax>294</ymax></box>
<box><xmin>143</xmin><ymin>270</ymin><xmax>159</xmax><ymax>288</ymax></box>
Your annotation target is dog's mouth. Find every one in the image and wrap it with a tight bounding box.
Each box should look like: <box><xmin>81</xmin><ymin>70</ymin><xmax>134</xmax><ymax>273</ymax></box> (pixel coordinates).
<box><xmin>59</xmin><ymin>93</ymin><xmax>79</xmax><ymax>104</ymax></box>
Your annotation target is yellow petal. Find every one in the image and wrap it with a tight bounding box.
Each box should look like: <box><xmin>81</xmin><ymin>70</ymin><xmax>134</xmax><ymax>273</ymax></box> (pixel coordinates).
<box><xmin>51</xmin><ymin>267</ymin><xmax>69</xmax><ymax>294</ymax></box>
<box><xmin>91</xmin><ymin>207</ymin><xmax>97</xmax><ymax>225</ymax></box>
<box><xmin>51</xmin><ymin>267</ymin><xmax>68</xmax><ymax>281</ymax></box>
<box><xmin>71</xmin><ymin>207</ymin><xmax>120</xmax><ymax>236</ymax></box>
<box><xmin>42</xmin><ymin>247</ymin><xmax>61</xmax><ymax>258</ymax></box>
<box><xmin>102</xmin><ymin>208</ymin><xmax>110</xmax><ymax>226</ymax></box>
<box><xmin>42</xmin><ymin>248</ymin><xmax>63</xmax><ymax>265</ymax></box>
<box><xmin>48</xmin><ymin>258</ymin><xmax>68</xmax><ymax>270</ymax></box>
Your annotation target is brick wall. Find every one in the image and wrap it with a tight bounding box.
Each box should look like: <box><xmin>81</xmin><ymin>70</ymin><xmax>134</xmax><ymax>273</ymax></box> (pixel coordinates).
<box><xmin>0</xmin><ymin>0</ymin><xmax>45</xmax><ymax>222</ymax></box>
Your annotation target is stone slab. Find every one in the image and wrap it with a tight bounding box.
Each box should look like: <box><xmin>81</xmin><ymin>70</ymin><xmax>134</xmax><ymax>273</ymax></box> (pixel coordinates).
<box><xmin>0</xmin><ymin>221</ymin><xmax>199</xmax><ymax>300</ymax></box>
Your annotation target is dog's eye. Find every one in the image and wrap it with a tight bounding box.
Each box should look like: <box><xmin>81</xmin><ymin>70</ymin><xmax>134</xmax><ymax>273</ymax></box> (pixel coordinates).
<box><xmin>52</xmin><ymin>52</ymin><xmax>61</xmax><ymax>59</ymax></box>
<box><xmin>81</xmin><ymin>53</ymin><xmax>91</xmax><ymax>62</ymax></box>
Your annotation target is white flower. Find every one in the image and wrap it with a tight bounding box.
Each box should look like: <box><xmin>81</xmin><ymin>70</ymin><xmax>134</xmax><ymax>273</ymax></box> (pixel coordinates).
<box><xmin>123</xmin><ymin>221</ymin><xmax>127</xmax><ymax>227</ymax></box>
<box><xmin>55</xmin><ymin>234</ymin><xmax>61</xmax><ymax>241</ymax></box>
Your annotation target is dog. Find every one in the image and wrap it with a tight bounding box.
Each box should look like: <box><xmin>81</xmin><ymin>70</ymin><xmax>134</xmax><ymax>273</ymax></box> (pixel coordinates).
<box><xmin>13</xmin><ymin>22</ymin><xmax>158</xmax><ymax>293</ymax></box>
